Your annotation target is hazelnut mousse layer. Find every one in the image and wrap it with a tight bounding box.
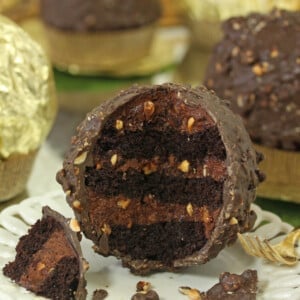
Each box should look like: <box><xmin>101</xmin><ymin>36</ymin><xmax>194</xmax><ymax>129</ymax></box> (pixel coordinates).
<box><xmin>57</xmin><ymin>83</ymin><xmax>263</xmax><ymax>274</ymax></box>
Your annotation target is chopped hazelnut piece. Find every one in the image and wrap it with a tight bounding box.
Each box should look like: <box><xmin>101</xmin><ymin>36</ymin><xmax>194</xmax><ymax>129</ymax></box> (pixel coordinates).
<box><xmin>110</xmin><ymin>154</ymin><xmax>118</xmax><ymax>166</ymax></box>
<box><xmin>202</xmin><ymin>164</ymin><xmax>208</xmax><ymax>177</ymax></box>
<box><xmin>187</xmin><ymin>117</ymin><xmax>195</xmax><ymax>132</ymax></box>
<box><xmin>252</xmin><ymin>64</ymin><xmax>264</xmax><ymax>76</ymax></box>
<box><xmin>101</xmin><ymin>223</ymin><xmax>111</xmax><ymax>235</ymax></box>
<box><xmin>232</xmin><ymin>22</ymin><xmax>241</xmax><ymax>30</ymax></box>
<box><xmin>136</xmin><ymin>281</ymin><xmax>151</xmax><ymax>292</ymax></box>
<box><xmin>72</xmin><ymin>200</ymin><xmax>81</xmax><ymax>209</ymax></box>
<box><xmin>69</xmin><ymin>218</ymin><xmax>81</xmax><ymax>232</ymax></box>
<box><xmin>230</xmin><ymin>217</ymin><xmax>238</xmax><ymax>225</ymax></box>
<box><xmin>117</xmin><ymin>198</ymin><xmax>131</xmax><ymax>209</ymax></box>
<box><xmin>74</xmin><ymin>151</ymin><xmax>87</xmax><ymax>165</ymax></box>
<box><xmin>270</xmin><ymin>48</ymin><xmax>279</xmax><ymax>58</ymax></box>
<box><xmin>36</xmin><ymin>262</ymin><xmax>45</xmax><ymax>271</ymax></box>
<box><xmin>215</xmin><ymin>62</ymin><xmax>222</xmax><ymax>73</ymax></box>
<box><xmin>186</xmin><ymin>203</ymin><xmax>193</xmax><ymax>217</ymax></box>
<box><xmin>179</xmin><ymin>286</ymin><xmax>202</xmax><ymax>300</ymax></box>
<box><xmin>231</xmin><ymin>46</ymin><xmax>240</xmax><ymax>57</ymax></box>
<box><xmin>115</xmin><ymin>119</ymin><xmax>123</xmax><ymax>130</ymax></box>
<box><xmin>143</xmin><ymin>162</ymin><xmax>157</xmax><ymax>175</ymax></box>
<box><xmin>296</xmin><ymin>57</ymin><xmax>300</xmax><ymax>64</ymax></box>
<box><xmin>178</xmin><ymin>160</ymin><xmax>190</xmax><ymax>173</ymax></box>
<box><xmin>144</xmin><ymin>101</ymin><xmax>155</xmax><ymax>120</ymax></box>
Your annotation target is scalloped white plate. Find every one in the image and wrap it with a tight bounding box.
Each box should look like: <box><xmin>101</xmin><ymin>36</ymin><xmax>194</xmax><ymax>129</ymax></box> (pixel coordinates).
<box><xmin>0</xmin><ymin>191</ymin><xmax>299</xmax><ymax>300</ymax></box>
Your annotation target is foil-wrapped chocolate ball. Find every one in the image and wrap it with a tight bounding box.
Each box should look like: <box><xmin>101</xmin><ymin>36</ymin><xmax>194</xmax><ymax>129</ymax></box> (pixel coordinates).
<box><xmin>0</xmin><ymin>15</ymin><xmax>56</xmax><ymax>201</ymax></box>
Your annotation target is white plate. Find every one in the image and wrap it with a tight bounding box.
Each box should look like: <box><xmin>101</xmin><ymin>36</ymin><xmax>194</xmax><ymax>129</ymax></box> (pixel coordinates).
<box><xmin>0</xmin><ymin>191</ymin><xmax>299</xmax><ymax>300</ymax></box>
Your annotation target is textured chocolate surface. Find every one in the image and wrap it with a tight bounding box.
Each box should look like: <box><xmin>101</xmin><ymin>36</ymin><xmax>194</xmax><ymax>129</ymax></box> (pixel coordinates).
<box><xmin>41</xmin><ymin>0</ymin><xmax>161</xmax><ymax>31</ymax></box>
<box><xmin>57</xmin><ymin>83</ymin><xmax>262</xmax><ymax>274</ymax></box>
<box><xmin>3</xmin><ymin>206</ymin><xmax>87</xmax><ymax>300</ymax></box>
<box><xmin>205</xmin><ymin>9</ymin><xmax>300</xmax><ymax>151</ymax></box>
<box><xmin>201</xmin><ymin>270</ymin><xmax>257</xmax><ymax>300</ymax></box>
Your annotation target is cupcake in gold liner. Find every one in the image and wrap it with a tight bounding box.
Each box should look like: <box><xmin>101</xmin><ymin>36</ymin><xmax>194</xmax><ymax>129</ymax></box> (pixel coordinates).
<box><xmin>204</xmin><ymin>9</ymin><xmax>300</xmax><ymax>203</ymax></box>
<box><xmin>40</xmin><ymin>0</ymin><xmax>162</xmax><ymax>75</ymax></box>
<box><xmin>0</xmin><ymin>15</ymin><xmax>57</xmax><ymax>201</ymax></box>
<box><xmin>182</xmin><ymin>0</ymin><xmax>300</xmax><ymax>49</ymax></box>
<box><xmin>0</xmin><ymin>0</ymin><xmax>39</xmax><ymax>23</ymax></box>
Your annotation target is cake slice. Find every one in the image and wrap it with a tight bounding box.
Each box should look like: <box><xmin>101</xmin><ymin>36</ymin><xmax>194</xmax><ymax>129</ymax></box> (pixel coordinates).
<box><xmin>57</xmin><ymin>83</ymin><xmax>263</xmax><ymax>274</ymax></box>
<box><xmin>3</xmin><ymin>206</ymin><xmax>88</xmax><ymax>300</ymax></box>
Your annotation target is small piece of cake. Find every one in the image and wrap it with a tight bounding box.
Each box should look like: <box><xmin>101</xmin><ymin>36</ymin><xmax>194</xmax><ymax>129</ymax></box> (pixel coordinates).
<box><xmin>3</xmin><ymin>206</ymin><xmax>88</xmax><ymax>300</ymax></box>
<box><xmin>57</xmin><ymin>83</ymin><xmax>263</xmax><ymax>274</ymax></box>
<box><xmin>205</xmin><ymin>9</ymin><xmax>300</xmax><ymax>151</ymax></box>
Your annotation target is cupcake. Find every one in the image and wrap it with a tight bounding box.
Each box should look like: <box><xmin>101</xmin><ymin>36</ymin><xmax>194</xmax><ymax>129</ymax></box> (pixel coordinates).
<box><xmin>40</xmin><ymin>0</ymin><xmax>162</xmax><ymax>74</ymax></box>
<box><xmin>0</xmin><ymin>16</ymin><xmax>56</xmax><ymax>201</ymax></box>
<box><xmin>182</xmin><ymin>0</ymin><xmax>300</xmax><ymax>49</ymax></box>
<box><xmin>57</xmin><ymin>83</ymin><xmax>262</xmax><ymax>274</ymax></box>
<box><xmin>204</xmin><ymin>9</ymin><xmax>300</xmax><ymax>202</ymax></box>
<box><xmin>0</xmin><ymin>0</ymin><xmax>39</xmax><ymax>23</ymax></box>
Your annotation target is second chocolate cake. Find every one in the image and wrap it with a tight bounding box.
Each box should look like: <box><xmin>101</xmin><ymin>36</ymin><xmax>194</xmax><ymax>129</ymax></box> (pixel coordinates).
<box><xmin>57</xmin><ymin>83</ymin><xmax>263</xmax><ymax>274</ymax></box>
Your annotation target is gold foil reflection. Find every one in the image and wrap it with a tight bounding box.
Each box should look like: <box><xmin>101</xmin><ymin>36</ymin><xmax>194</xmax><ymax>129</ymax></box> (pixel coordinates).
<box><xmin>0</xmin><ymin>16</ymin><xmax>56</xmax><ymax>158</ymax></box>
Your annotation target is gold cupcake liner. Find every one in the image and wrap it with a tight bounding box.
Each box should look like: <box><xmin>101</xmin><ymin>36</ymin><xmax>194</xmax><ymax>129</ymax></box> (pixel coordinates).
<box><xmin>44</xmin><ymin>24</ymin><xmax>157</xmax><ymax>75</ymax></box>
<box><xmin>159</xmin><ymin>0</ymin><xmax>185</xmax><ymax>26</ymax></box>
<box><xmin>255</xmin><ymin>144</ymin><xmax>300</xmax><ymax>203</ymax></box>
<box><xmin>0</xmin><ymin>150</ymin><xmax>37</xmax><ymax>202</ymax></box>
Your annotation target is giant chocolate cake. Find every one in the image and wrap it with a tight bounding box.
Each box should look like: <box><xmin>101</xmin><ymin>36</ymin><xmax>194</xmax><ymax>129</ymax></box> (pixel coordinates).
<box><xmin>3</xmin><ymin>206</ymin><xmax>87</xmax><ymax>300</ymax></box>
<box><xmin>57</xmin><ymin>83</ymin><xmax>263</xmax><ymax>274</ymax></box>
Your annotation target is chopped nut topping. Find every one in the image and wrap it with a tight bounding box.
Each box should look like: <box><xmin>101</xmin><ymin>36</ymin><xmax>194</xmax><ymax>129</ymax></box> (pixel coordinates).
<box><xmin>206</xmin><ymin>78</ymin><xmax>214</xmax><ymax>88</ymax></box>
<box><xmin>252</xmin><ymin>64</ymin><xmax>264</xmax><ymax>76</ymax></box>
<box><xmin>137</xmin><ymin>281</ymin><xmax>151</xmax><ymax>292</ymax></box>
<box><xmin>74</xmin><ymin>151</ymin><xmax>87</xmax><ymax>165</ymax></box>
<box><xmin>231</xmin><ymin>46</ymin><xmax>240</xmax><ymax>57</ymax></box>
<box><xmin>187</xmin><ymin>117</ymin><xmax>195</xmax><ymax>132</ymax></box>
<box><xmin>215</xmin><ymin>62</ymin><xmax>222</xmax><ymax>73</ymax></box>
<box><xmin>237</xmin><ymin>95</ymin><xmax>244</xmax><ymax>107</ymax></box>
<box><xmin>65</xmin><ymin>190</ymin><xmax>71</xmax><ymax>196</ymax></box>
<box><xmin>115</xmin><ymin>119</ymin><xmax>123</xmax><ymax>130</ymax></box>
<box><xmin>230</xmin><ymin>217</ymin><xmax>238</xmax><ymax>225</ymax></box>
<box><xmin>96</xmin><ymin>162</ymin><xmax>102</xmax><ymax>170</ymax></box>
<box><xmin>296</xmin><ymin>57</ymin><xmax>300</xmax><ymax>64</ymax></box>
<box><xmin>270</xmin><ymin>48</ymin><xmax>279</xmax><ymax>58</ymax></box>
<box><xmin>117</xmin><ymin>198</ymin><xmax>131</xmax><ymax>209</ymax></box>
<box><xmin>69</xmin><ymin>218</ymin><xmax>81</xmax><ymax>232</ymax></box>
<box><xmin>178</xmin><ymin>160</ymin><xmax>190</xmax><ymax>173</ymax></box>
<box><xmin>186</xmin><ymin>203</ymin><xmax>193</xmax><ymax>216</ymax></box>
<box><xmin>202</xmin><ymin>164</ymin><xmax>208</xmax><ymax>177</ymax></box>
<box><xmin>143</xmin><ymin>162</ymin><xmax>157</xmax><ymax>175</ymax></box>
<box><xmin>127</xmin><ymin>220</ymin><xmax>133</xmax><ymax>229</ymax></box>
<box><xmin>36</xmin><ymin>262</ymin><xmax>45</xmax><ymax>271</ymax></box>
<box><xmin>101</xmin><ymin>223</ymin><xmax>111</xmax><ymax>235</ymax></box>
<box><xmin>83</xmin><ymin>260</ymin><xmax>90</xmax><ymax>271</ymax></box>
<box><xmin>110</xmin><ymin>154</ymin><xmax>118</xmax><ymax>166</ymax></box>
<box><xmin>232</xmin><ymin>22</ymin><xmax>241</xmax><ymax>30</ymax></box>
<box><xmin>179</xmin><ymin>286</ymin><xmax>202</xmax><ymax>300</ymax></box>
<box><xmin>144</xmin><ymin>101</ymin><xmax>155</xmax><ymax>120</ymax></box>
<box><xmin>73</xmin><ymin>200</ymin><xmax>81</xmax><ymax>209</ymax></box>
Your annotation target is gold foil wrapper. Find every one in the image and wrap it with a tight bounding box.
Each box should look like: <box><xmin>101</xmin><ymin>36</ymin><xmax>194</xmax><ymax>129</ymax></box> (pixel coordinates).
<box><xmin>0</xmin><ymin>15</ymin><xmax>56</xmax><ymax>159</ymax></box>
<box><xmin>0</xmin><ymin>0</ymin><xmax>20</xmax><ymax>13</ymax></box>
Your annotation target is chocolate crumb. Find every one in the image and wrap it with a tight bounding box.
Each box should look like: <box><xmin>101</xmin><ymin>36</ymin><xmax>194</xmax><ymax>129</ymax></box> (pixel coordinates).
<box><xmin>92</xmin><ymin>289</ymin><xmax>108</xmax><ymax>300</ymax></box>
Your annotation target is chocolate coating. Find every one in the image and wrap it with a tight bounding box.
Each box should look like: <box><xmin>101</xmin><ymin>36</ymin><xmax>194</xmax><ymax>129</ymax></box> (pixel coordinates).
<box><xmin>40</xmin><ymin>0</ymin><xmax>161</xmax><ymax>31</ymax></box>
<box><xmin>57</xmin><ymin>83</ymin><xmax>262</xmax><ymax>274</ymax></box>
<box><xmin>205</xmin><ymin>9</ymin><xmax>300</xmax><ymax>151</ymax></box>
